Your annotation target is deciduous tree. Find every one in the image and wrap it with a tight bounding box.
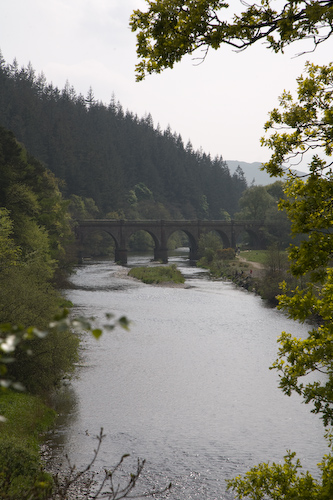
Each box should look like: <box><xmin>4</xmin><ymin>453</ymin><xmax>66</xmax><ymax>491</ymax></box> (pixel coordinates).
<box><xmin>130</xmin><ymin>0</ymin><xmax>333</xmax><ymax>80</ymax></box>
<box><xmin>236</xmin><ymin>185</ymin><xmax>275</xmax><ymax>220</ymax></box>
<box><xmin>262</xmin><ymin>62</ymin><xmax>333</xmax><ymax>177</ymax></box>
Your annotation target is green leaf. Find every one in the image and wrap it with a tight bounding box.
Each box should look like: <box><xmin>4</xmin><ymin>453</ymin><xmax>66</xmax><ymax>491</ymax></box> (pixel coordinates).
<box><xmin>92</xmin><ymin>328</ymin><xmax>103</xmax><ymax>340</ymax></box>
<box><xmin>118</xmin><ymin>316</ymin><xmax>130</xmax><ymax>330</ymax></box>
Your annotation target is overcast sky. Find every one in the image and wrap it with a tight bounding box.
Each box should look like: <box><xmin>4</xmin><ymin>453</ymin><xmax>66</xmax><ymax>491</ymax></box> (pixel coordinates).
<box><xmin>1</xmin><ymin>0</ymin><xmax>332</xmax><ymax>169</ymax></box>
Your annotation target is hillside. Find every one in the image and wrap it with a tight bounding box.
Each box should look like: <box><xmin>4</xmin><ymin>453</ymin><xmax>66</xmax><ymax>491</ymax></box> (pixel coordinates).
<box><xmin>226</xmin><ymin>161</ymin><xmax>274</xmax><ymax>186</ymax></box>
<box><xmin>0</xmin><ymin>55</ymin><xmax>248</xmax><ymax>220</ymax></box>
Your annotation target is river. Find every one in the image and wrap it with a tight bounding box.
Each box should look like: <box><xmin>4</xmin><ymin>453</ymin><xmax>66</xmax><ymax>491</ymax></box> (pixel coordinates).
<box><xmin>47</xmin><ymin>251</ymin><xmax>327</xmax><ymax>499</ymax></box>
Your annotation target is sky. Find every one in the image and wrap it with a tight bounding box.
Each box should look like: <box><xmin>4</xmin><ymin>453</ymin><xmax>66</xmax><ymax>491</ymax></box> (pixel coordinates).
<box><xmin>1</xmin><ymin>0</ymin><xmax>332</xmax><ymax>169</ymax></box>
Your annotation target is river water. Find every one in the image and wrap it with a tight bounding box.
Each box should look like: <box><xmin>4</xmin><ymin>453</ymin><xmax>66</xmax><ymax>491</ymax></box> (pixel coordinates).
<box><xmin>47</xmin><ymin>252</ymin><xmax>327</xmax><ymax>499</ymax></box>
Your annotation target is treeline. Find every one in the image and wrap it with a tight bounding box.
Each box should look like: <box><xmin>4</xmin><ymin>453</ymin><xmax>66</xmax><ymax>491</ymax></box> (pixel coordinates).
<box><xmin>0</xmin><ymin>125</ymin><xmax>78</xmax><ymax>388</ymax></box>
<box><xmin>234</xmin><ymin>182</ymin><xmax>292</xmax><ymax>248</ymax></box>
<box><xmin>0</xmin><ymin>52</ymin><xmax>247</xmax><ymax>220</ymax></box>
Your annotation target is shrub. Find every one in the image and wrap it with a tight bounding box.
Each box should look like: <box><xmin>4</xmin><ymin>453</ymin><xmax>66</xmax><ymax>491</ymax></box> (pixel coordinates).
<box><xmin>7</xmin><ymin>326</ymin><xmax>80</xmax><ymax>394</ymax></box>
<box><xmin>215</xmin><ymin>248</ymin><xmax>235</xmax><ymax>260</ymax></box>
<box><xmin>0</xmin><ymin>439</ymin><xmax>53</xmax><ymax>499</ymax></box>
<box><xmin>0</xmin><ymin>392</ymin><xmax>55</xmax><ymax>499</ymax></box>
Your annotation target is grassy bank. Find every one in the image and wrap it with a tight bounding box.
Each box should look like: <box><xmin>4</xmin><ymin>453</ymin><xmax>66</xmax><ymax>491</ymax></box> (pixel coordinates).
<box><xmin>197</xmin><ymin>248</ymin><xmax>291</xmax><ymax>305</ymax></box>
<box><xmin>0</xmin><ymin>311</ymin><xmax>83</xmax><ymax>499</ymax></box>
<box><xmin>197</xmin><ymin>254</ymin><xmax>253</xmax><ymax>282</ymax></box>
<box><xmin>239</xmin><ymin>250</ymin><xmax>268</xmax><ymax>265</ymax></box>
<box><xmin>0</xmin><ymin>391</ymin><xmax>56</xmax><ymax>499</ymax></box>
<box><xmin>128</xmin><ymin>264</ymin><xmax>185</xmax><ymax>284</ymax></box>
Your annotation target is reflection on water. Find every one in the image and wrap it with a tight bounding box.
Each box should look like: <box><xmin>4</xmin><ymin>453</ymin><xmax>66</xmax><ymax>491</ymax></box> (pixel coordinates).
<box><xmin>44</xmin><ymin>385</ymin><xmax>79</xmax><ymax>454</ymax></box>
<box><xmin>47</xmin><ymin>252</ymin><xmax>327</xmax><ymax>499</ymax></box>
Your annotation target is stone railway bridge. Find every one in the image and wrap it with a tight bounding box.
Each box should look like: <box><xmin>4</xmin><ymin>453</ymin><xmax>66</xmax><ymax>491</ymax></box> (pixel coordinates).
<box><xmin>76</xmin><ymin>219</ymin><xmax>266</xmax><ymax>265</ymax></box>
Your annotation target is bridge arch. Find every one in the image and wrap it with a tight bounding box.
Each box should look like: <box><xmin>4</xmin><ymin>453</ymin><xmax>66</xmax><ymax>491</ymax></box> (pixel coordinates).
<box><xmin>75</xmin><ymin>225</ymin><xmax>120</xmax><ymax>261</ymax></box>
<box><xmin>199</xmin><ymin>228</ymin><xmax>231</xmax><ymax>249</ymax></box>
<box><xmin>124</xmin><ymin>228</ymin><xmax>161</xmax><ymax>261</ymax></box>
<box><xmin>233</xmin><ymin>223</ymin><xmax>265</xmax><ymax>250</ymax></box>
<box><xmin>163</xmin><ymin>228</ymin><xmax>199</xmax><ymax>263</ymax></box>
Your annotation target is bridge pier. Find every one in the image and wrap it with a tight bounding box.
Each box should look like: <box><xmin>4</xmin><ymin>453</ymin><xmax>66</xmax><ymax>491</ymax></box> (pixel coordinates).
<box><xmin>77</xmin><ymin>250</ymin><xmax>84</xmax><ymax>264</ymax></box>
<box><xmin>115</xmin><ymin>248</ymin><xmax>127</xmax><ymax>265</ymax></box>
<box><xmin>154</xmin><ymin>247</ymin><xmax>168</xmax><ymax>263</ymax></box>
<box><xmin>189</xmin><ymin>247</ymin><xmax>198</xmax><ymax>262</ymax></box>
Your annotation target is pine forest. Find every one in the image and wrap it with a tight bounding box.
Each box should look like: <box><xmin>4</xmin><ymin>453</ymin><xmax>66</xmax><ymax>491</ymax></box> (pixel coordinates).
<box><xmin>0</xmin><ymin>53</ymin><xmax>247</xmax><ymax>222</ymax></box>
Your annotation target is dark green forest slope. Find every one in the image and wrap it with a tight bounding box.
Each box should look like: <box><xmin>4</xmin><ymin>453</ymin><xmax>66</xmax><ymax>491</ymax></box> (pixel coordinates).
<box><xmin>0</xmin><ymin>53</ymin><xmax>247</xmax><ymax>219</ymax></box>
<box><xmin>0</xmin><ymin>126</ymin><xmax>73</xmax><ymax>326</ymax></box>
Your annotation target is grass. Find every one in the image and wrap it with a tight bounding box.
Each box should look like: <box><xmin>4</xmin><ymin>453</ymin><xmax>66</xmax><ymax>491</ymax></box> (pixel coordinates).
<box><xmin>128</xmin><ymin>264</ymin><xmax>185</xmax><ymax>284</ymax></box>
<box><xmin>0</xmin><ymin>391</ymin><xmax>56</xmax><ymax>498</ymax></box>
<box><xmin>239</xmin><ymin>250</ymin><xmax>269</xmax><ymax>265</ymax></box>
<box><xmin>0</xmin><ymin>391</ymin><xmax>55</xmax><ymax>444</ymax></box>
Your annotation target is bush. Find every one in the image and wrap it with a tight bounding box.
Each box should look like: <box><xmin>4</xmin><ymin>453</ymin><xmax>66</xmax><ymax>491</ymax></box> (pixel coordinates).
<box><xmin>215</xmin><ymin>248</ymin><xmax>235</xmax><ymax>260</ymax></box>
<box><xmin>0</xmin><ymin>264</ymin><xmax>62</xmax><ymax>328</ymax></box>
<box><xmin>256</xmin><ymin>272</ymin><xmax>284</xmax><ymax>305</ymax></box>
<box><xmin>7</xmin><ymin>326</ymin><xmax>80</xmax><ymax>394</ymax></box>
<box><xmin>198</xmin><ymin>233</ymin><xmax>224</xmax><ymax>262</ymax></box>
<box><xmin>0</xmin><ymin>392</ymin><xmax>55</xmax><ymax>499</ymax></box>
<box><xmin>0</xmin><ymin>439</ymin><xmax>53</xmax><ymax>499</ymax></box>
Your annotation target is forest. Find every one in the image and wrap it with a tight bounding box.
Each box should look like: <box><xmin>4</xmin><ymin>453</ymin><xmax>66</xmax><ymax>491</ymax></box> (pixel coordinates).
<box><xmin>0</xmin><ymin>52</ymin><xmax>248</xmax><ymax>222</ymax></box>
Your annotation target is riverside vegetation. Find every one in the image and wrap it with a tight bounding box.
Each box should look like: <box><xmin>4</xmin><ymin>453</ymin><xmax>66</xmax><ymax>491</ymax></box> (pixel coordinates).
<box><xmin>0</xmin><ymin>125</ymin><xmax>78</xmax><ymax>498</ymax></box>
<box><xmin>196</xmin><ymin>232</ymin><xmax>291</xmax><ymax>306</ymax></box>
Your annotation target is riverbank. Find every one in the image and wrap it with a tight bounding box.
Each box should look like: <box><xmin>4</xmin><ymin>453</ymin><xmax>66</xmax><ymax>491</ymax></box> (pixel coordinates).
<box><xmin>196</xmin><ymin>249</ymin><xmax>285</xmax><ymax>305</ymax></box>
<box><xmin>195</xmin><ymin>252</ymin><xmax>262</xmax><ymax>290</ymax></box>
<box><xmin>231</xmin><ymin>255</ymin><xmax>266</xmax><ymax>292</ymax></box>
<box><xmin>237</xmin><ymin>255</ymin><xmax>266</xmax><ymax>278</ymax></box>
<box><xmin>0</xmin><ymin>391</ymin><xmax>55</xmax><ymax>499</ymax></box>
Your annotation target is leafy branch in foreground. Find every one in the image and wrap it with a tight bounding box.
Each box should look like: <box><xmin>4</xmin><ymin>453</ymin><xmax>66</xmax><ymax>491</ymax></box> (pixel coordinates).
<box><xmin>260</xmin><ymin>160</ymin><xmax>333</xmax><ymax>426</ymax></box>
<box><xmin>130</xmin><ymin>1</ymin><xmax>333</xmax><ymax>81</ymax></box>
<box><xmin>52</xmin><ymin>428</ymin><xmax>172</xmax><ymax>500</ymax></box>
<box><xmin>225</xmin><ymin>38</ymin><xmax>333</xmax><ymax>500</ymax></box>
<box><xmin>0</xmin><ymin>309</ymin><xmax>130</xmax><ymax>402</ymax></box>
<box><xmin>227</xmin><ymin>431</ymin><xmax>333</xmax><ymax>500</ymax></box>
<box><xmin>261</xmin><ymin>63</ymin><xmax>333</xmax><ymax>176</ymax></box>
<box><xmin>270</xmin><ymin>267</ymin><xmax>333</xmax><ymax>427</ymax></box>
<box><xmin>258</xmin><ymin>62</ymin><xmax>333</xmax><ymax>426</ymax></box>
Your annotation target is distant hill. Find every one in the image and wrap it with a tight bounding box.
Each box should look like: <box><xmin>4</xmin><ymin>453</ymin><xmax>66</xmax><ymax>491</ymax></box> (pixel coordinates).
<box><xmin>227</xmin><ymin>160</ymin><xmax>307</xmax><ymax>186</ymax></box>
<box><xmin>226</xmin><ymin>161</ymin><xmax>274</xmax><ymax>186</ymax></box>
